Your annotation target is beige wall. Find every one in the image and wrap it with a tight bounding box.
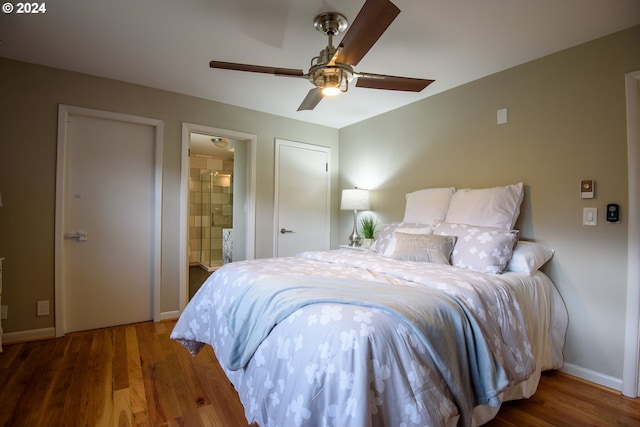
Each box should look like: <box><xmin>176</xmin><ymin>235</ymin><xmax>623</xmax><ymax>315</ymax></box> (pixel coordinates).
<box><xmin>0</xmin><ymin>58</ymin><xmax>339</xmax><ymax>334</ymax></box>
<box><xmin>339</xmin><ymin>25</ymin><xmax>640</xmax><ymax>381</ymax></box>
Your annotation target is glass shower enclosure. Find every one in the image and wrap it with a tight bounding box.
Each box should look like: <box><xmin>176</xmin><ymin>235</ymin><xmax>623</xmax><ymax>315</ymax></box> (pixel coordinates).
<box><xmin>198</xmin><ymin>170</ymin><xmax>233</xmax><ymax>271</ymax></box>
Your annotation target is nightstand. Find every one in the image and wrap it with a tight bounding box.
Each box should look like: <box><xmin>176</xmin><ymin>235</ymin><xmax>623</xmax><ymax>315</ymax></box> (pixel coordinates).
<box><xmin>339</xmin><ymin>245</ymin><xmax>367</xmax><ymax>251</ymax></box>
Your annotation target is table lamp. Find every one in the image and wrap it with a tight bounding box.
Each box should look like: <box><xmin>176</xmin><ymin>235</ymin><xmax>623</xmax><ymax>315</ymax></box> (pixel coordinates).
<box><xmin>340</xmin><ymin>188</ymin><xmax>370</xmax><ymax>247</ymax></box>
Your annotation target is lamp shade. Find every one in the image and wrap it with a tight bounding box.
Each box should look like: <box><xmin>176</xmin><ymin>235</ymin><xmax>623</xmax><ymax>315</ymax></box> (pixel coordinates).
<box><xmin>340</xmin><ymin>188</ymin><xmax>370</xmax><ymax>211</ymax></box>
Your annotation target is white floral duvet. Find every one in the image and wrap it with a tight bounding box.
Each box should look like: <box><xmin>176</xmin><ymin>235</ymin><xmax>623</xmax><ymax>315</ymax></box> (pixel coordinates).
<box><xmin>171</xmin><ymin>249</ymin><xmax>567</xmax><ymax>427</ymax></box>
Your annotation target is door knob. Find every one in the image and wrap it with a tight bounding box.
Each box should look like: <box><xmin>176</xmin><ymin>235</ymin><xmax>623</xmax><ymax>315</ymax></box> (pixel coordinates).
<box><xmin>280</xmin><ymin>228</ymin><xmax>294</xmax><ymax>234</ymax></box>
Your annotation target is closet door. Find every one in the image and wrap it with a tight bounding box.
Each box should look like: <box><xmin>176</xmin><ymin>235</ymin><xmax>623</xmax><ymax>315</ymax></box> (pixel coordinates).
<box><xmin>56</xmin><ymin>106</ymin><xmax>162</xmax><ymax>334</ymax></box>
<box><xmin>274</xmin><ymin>139</ymin><xmax>330</xmax><ymax>257</ymax></box>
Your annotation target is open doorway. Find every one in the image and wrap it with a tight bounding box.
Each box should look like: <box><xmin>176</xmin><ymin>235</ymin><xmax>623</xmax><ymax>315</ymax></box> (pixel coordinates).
<box><xmin>188</xmin><ymin>133</ymin><xmax>235</xmax><ymax>297</ymax></box>
<box><xmin>180</xmin><ymin>124</ymin><xmax>257</xmax><ymax>308</ymax></box>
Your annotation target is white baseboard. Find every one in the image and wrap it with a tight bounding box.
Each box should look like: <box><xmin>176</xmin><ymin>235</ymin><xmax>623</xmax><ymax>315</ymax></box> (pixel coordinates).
<box><xmin>1</xmin><ymin>313</ymin><xmax>181</xmax><ymax>345</ymax></box>
<box><xmin>160</xmin><ymin>310</ymin><xmax>180</xmax><ymax>321</ymax></box>
<box><xmin>3</xmin><ymin>327</ymin><xmax>56</xmax><ymax>345</ymax></box>
<box><xmin>561</xmin><ymin>362</ymin><xmax>623</xmax><ymax>391</ymax></box>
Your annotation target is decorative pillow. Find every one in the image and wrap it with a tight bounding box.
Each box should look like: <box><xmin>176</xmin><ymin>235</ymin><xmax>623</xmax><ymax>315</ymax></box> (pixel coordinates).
<box><xmin>403</xmin><ymin>187</ymin><xmax>456</xmax><ymax>225</ymax></box>
<box><xmin>370</xmin><ymin>222</ymin><xmax>432</xmax><ymax>256</ymax></box>
<box><xmin>391</xmin><ymin>232</ymin><xmax>457</xmax><ymax>264</ymax></box>
<box><xmin>433</xmin><ymin>221</ymin><xmax>519</xmax><ymax>274</ymax></box>
<box><xmin>506</xmin><ymin>241</ymin><xmax>555</xmax><ymax>274</ymax></box>
<box><xmin>445</xmin><ymin>182</ymin><xmax>524</xmax><ymax>230</ymax></box>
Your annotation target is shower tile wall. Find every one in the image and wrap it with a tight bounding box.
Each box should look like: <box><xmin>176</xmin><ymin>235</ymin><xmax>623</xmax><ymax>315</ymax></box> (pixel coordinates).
<box><xmin>189</xmin><ymin>154</ymin><xmax>233</xmax><ymax>266</ymax></box>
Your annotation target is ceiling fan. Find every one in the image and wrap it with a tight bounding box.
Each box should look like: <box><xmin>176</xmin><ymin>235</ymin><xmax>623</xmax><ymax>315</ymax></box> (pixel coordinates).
<box><xmin>209</xmin><ymin>0</ymin><xmax>435</xmax><ymax>111</ymax></box>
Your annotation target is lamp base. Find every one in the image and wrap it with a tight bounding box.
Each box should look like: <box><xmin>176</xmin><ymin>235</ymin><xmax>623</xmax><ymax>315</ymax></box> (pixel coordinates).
<box><xmin>348</xmin><ymin>209</ymin><xmax>361</xmax><ymax>247</ymax></box>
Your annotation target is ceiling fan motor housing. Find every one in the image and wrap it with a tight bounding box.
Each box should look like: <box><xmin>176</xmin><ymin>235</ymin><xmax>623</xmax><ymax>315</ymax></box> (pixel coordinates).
<box><xmin>313</xmin><ymin>12</ymin><xmax>348</xmax><ymax>36</ymax></box>
<box><xmin>309</xmin><ymin>64</ymin><xmax>353</xmax><ymax>94</ymax></box>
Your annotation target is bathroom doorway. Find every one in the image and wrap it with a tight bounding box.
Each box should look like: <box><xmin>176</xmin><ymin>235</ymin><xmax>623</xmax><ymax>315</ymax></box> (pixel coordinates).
<box><xmin>180</xmin><ymin>124</ymin><xmax>257</xmax><ymax>307</ymax></box>
<box><xmin>188</xmin><ymin>133</ymin><xmax>234</xmax><ymax>297</ymax></box>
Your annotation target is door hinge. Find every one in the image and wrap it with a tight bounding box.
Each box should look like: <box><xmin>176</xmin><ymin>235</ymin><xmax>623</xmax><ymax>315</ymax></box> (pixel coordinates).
<box><xmin>326</xmin><ymin>163</ymin><xmax>328</xmax><ymax>172</ymax></box>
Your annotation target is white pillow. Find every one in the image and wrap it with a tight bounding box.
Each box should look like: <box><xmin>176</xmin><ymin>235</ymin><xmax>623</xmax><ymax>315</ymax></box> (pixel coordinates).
<box><xmin>445</xmin><ymin>182</ymin><xmax>524</xmax><ymax>230</ymax></box>
<box><xmin>506</xmin><ymin>241</ymin><xmax>555</xmax><ymax>274</ymax></box>
<box><xmin>370</xmin><ymin>222</ymin><xmax>432</xmax><ymax>256</ymax></box>
<box><xmin>403</xmin><ymin>187</ymin><xmax>455</xmax><ymax>226</ymax></box>
<box><xmin>434</xmin><ymin>221</ymin><xmax>519</xmax><ymax>274</ymax></box>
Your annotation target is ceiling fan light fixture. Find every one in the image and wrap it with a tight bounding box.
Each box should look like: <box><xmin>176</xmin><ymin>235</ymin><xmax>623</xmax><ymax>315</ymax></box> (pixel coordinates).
<box><xmin>322</xmin><ymin>85</ymin><xmax>342</xmax><ymax>97</ymax></box>
<box><xmin>321</xmin><ymin>73</ymin><xmax>344</xmax><ymax>96</ymax></box>
<box><xmin>313</xmin><ymin>67</ymin><xmax>352</xmax><ymax>96</ymax></box>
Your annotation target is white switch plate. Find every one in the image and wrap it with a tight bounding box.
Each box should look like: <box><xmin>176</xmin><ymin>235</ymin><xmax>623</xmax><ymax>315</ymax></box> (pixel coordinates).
<box><xmin>497</xmin><ymin>108</ymin><xmax>508</xmax><ymax>125</ymax></box>
<box><xmin>583</xmin><ymin>207</ymin><xmax>597</xmax><ymax>226</ymax></box>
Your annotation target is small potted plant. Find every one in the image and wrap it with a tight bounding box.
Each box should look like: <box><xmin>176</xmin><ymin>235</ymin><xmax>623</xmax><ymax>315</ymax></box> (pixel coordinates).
<box><xmin>360</xmin><ymin>215</ymin><xmax>377</xmax><ymax>249</ymax></box>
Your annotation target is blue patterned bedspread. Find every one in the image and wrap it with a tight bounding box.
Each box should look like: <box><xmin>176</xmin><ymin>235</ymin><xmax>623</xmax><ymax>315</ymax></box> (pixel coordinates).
<box><xmin>171</xmin><ymin>249</ymin><xmax>564</xmax><ymax>427</ymax></box>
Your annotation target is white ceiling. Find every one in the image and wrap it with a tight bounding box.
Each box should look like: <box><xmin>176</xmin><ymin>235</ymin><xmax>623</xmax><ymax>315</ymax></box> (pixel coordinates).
<box><xmin>1</xmin><ymin>0</ymin><xmax>638</xmax><ymax>129</ymax></box>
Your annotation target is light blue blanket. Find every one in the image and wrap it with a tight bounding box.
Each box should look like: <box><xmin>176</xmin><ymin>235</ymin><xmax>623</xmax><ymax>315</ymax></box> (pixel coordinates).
<box><xmin>225</xmin><ymin>275</ymin><xmax>510</xmax><ymax>425</ymax></box>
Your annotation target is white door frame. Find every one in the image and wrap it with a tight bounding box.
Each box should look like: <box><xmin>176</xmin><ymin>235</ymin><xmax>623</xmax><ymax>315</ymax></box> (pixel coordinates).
<box><xmin>179</xmin><ymin>123</ymin><xmax>257</xmax><ymax>311</ymax></box>
<box><xmin>622</xmin><ymin>69</ymin><xmax>640</xmax><ymax>397</ymax></box>
<box><xmin>54</xmin><ymin>104</ymin><xmax>163</xmax><ymax>337</ymax></box>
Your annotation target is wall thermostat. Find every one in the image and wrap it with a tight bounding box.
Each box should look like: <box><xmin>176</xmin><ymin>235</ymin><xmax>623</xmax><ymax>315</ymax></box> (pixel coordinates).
<box><xmin>606</xmin><ymin>203</ymin><xmax>620</xmax><ymax>223</ymax></box>
<box><xmin>580</xmin><ymin>180</ymin><xmax>594</xmax><ymax>199</ymax></box>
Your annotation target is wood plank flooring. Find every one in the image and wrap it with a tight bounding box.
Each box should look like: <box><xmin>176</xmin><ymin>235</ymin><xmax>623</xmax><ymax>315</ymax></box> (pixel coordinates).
<box><xmin>0</xmin><ymin>321</ymin><xmax>252</xmax><ymax>427</ymax></box>
<box><xmin>0</xmin><ymin>320</ymin><xmax>638</xmax><ymax>427</ymax></box>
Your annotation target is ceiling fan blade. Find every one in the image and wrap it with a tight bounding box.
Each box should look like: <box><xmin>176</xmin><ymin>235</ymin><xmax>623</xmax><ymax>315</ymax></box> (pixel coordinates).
<box><xmin>210</xmin><ymin>61</ymin><xmax>304</xmax><ymax>77</ymax></box>
<box><xmin>355</xmin><ymin>73</ymin><xmax>434</xmax><ymax>92</ymax></box>
<box><xmin>297</xmin><ymin>88</ymin><xmax>324</xmax><ymax>111</ymax></box>
<box><xmin>337</xmin><ymin>0</ymin><xmax>400</xmax><ymax>66</ymax></box>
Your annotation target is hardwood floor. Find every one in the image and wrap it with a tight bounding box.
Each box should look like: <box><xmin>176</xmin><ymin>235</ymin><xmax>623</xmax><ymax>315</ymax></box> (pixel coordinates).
<box><xmin>486</xmin><ymin>372</ymin><xmax>640</xmax><ymax>427</ymax></box>
<box><xmin>0</xmin><ymin>320</ymin><xmax>638</xmax><ymax>427</ymax></box>
<box><xmin>0</xmin><ymin>320</ymin><xmax>252</xmax><ymax>427</ymax></box>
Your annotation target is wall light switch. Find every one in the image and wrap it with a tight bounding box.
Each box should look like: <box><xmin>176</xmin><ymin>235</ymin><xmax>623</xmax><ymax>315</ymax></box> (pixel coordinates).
<box><xmin>497</xmin><ymin>108</ymin><xmax>508</xmax><ymax>125</ymax></box>
<box><xmin>583</xmin><ymin>207</ymin><xmax>597</xmax><ymax>226</ymax></box>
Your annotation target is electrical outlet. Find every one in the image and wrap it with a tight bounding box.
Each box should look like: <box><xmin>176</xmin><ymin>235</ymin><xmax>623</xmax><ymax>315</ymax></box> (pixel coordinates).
<box><xmin>37</xmin><ymin>300</ymin><xmax>49</xmax><ymax>316</ymax></box>
<box><xmin>1</xmin><ymin>305</ymin><xmax>7</xmax><ymax>320</ymax></box>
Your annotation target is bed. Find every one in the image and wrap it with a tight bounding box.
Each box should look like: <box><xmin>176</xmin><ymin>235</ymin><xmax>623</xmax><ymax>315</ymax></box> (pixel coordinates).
<box><xmin>171</xmin><ymin>183</ymin><xmax>568</xmax><ymax>427</ymax></box>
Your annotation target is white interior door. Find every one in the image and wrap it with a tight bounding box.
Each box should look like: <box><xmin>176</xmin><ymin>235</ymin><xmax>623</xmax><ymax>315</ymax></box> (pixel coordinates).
<box><xmin>274</xmin><ymin>139</ymin><xmax>330</xmax><ymax>257</ymax></box>
<box><xmin>55</xmin><ymin>106</ymin><xmax>162</xmax><ymax>334</ymax></box>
